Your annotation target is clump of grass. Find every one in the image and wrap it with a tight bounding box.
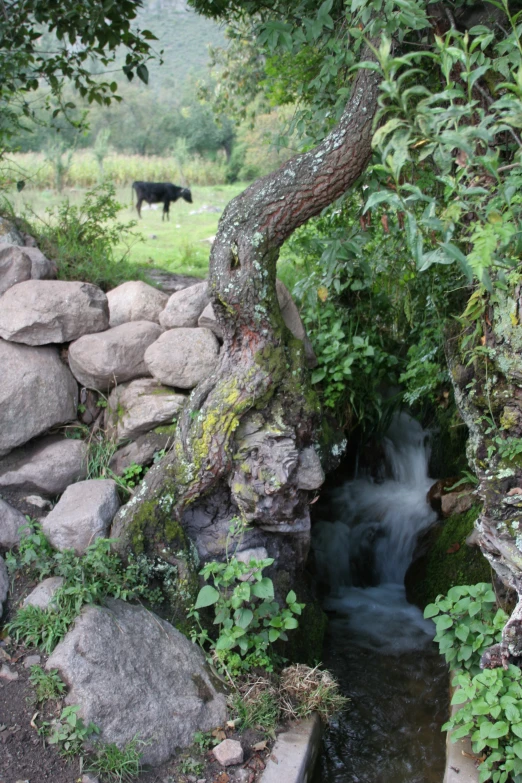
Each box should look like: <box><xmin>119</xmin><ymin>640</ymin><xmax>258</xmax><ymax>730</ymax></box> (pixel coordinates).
<box><xmin>29</xmin><ymin>665</ymin><xmax>66</xmax><ymax>702</ymax></box>
<box><xmin>86</xmin><ymin>736</ymin><xmax>145</xmax><ymax>782</ymax></box>
<box><xmin>279</xmin><ymin>664</ymin><xmax>348</xmax><ymax>722</ymax></box>
<box><xmin>7</xmin><ymin>605</ymin><xmax>70</xmax><ymax>654</ymax></box>
<box><xmin>232</xmin><ymin>675</ymin><xmax>280</xmax><ymax>736</ymax></box>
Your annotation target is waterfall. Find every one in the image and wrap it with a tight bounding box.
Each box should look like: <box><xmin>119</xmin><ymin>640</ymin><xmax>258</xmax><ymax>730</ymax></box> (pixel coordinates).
<box><xmin>312</xmin><ymin>412</ymin><xmax>438</xmax><ymax>653</ymax></box>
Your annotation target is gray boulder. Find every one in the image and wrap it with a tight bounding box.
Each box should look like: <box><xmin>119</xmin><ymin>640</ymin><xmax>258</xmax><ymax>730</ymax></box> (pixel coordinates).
<box><xmin>107</xmin><ymin>281</ymin><xmax>168</xmax><ymax>327</ymax></box>
<box><xmin>0</xmin><ymin>497</ymin><xmax>27</xmax><ymax>549</ymax></box>
<box><xmin>20</xmin><ymin>246</ymin><xmax>57</xmax><ymax>280</ymax></box>
<box><xmin>0</xmin><ymin>340</ymin><xmax>78</xmax><ymax>456</ymax></box>
<box><xmin>159</xmin><ymin>281</ymin><xmax>209</xmax><ymax>329</ymax></box>
<box><xmin>0</xmin><ymin>436</ymin><xmax>87</xmax><ymax>497</ymax></box>
<box><xmin>105</xmin><ymin>379</ymin><xmax>186</xmax><ymax>444</ymax></box>
<box><xmin>42</xmin><ymin>480</ymin><xmax>120</xmax><ymax>554</ymax></box>
<box><xmin>0</xmin><ymin>556</ymin><xmax>7</xmax><ymax>619</ymax></box>
<box><xmin>145</xmin><ymin>328</ymin><xmax>220</xmax><ymax>389</ymax></box>
<box><xmin>109</xmin><ymin>431</ymin><xmax>174</xmax><ymax>475</ymax></box>
<box><xmin>0</xmin><ymin>280</ymin><xmax>109</xmax><ymax>345</ymax></box>
<box><xmin>0</xmin><ymin>217</ymin><xmax>23</xmax><ymax>246</ymax></box>
<box><xmin>198</xmin><ymin>303</ymin><xmax>223</xmax><ymax>339</ymax></box>
<box><xmin>46</xmin><ymin>599</ymin><xmax>227</xmax><ymax>766</ymax></box>
<box><xmin>68</xmin><ymin>321</ymin><xmax>162</xmax><ymax>391</ymax></box>
<box><xmin>23</xmin><ymin>576</ymin><xmax>64</xmax><ymax>610</ymax></box>
<box><xmin>0</xmin><ymin>244</ymin><xmax>32</xmax><ymax>295</ymax></box>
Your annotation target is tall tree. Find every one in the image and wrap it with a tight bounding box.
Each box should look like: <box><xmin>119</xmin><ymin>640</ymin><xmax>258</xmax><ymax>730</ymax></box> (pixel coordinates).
<box><xmin>111</xmin><ymin>0</ymin><xmax>522</xmax><ymax>659</ymax></box>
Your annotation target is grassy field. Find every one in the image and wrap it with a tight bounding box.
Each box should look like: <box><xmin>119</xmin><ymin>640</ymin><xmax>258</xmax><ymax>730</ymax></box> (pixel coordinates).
<box><xmin>6</xmin><ymin>183</ymin><xmax>247</xmax><ymax>279</ymax></box>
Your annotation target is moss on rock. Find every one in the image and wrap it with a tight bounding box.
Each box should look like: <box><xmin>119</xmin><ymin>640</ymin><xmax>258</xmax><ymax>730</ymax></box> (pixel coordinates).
<box><xmin>408</xmin><ymin>505</ymin><xmax>491</xmax><ymax>607</ymax></box>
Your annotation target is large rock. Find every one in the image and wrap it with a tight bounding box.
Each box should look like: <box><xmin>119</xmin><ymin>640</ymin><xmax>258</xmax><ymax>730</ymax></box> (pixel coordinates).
<box><xmin>19</xmin><ymin>246</ymin><xmax>57</xmax><ymax>280</ymax></box>
<box><xmin>296</xmin><ymin>447</ymin><xmax>324</xmax><ymax>490</ymax></box>
<box><xmin>0</xmin><ymin>556</ymin><xmax>7</xmax><ymax>619</ymax></box>
<box><xmin>0</xmin><ymin>340</ymin><xmax>78</xmax><ymax>456</ymax></box>
<box><xmin>159</xmin><ymin>281</ymin><xmax>209</xmax><ymax>329</ymax></box>
<box><xmin>0</xmin><ymin>280</ymin><xmax>109</xmax><ymax>345</ymax></box>
<box><xmin>42</xmin><ymin>480</ymin><xmax>120</xmax><ymax>554</ymax></box>
<box><xmin>109</xmin><ymin>431</ymin><xmax>174</xmax><ymax>475</ymax></box>
<box><xmin>107</xmin><ymin>281</ymin><xmax>168</xmax><ymax>327</ymax></box>
<box><xmin>145</xmin><ymin>328</ymin><xmax>220</xmax><ymax>389</ymax></box>
<box><xmin>46</xmin><ymin>599</ymin><xmax>227</xmax><ymax>766</ymax></box>
<box><xmin>0</xmin><ymin>497</ymin><xmax>27</xmax><ymax>549</ymax></box>
<box><xmin>105</xmin><ymin>379</ymin><xmax>185</xmax><ymax>444</ymax></box>
<box><xmin>441</xmin><ymin>489</ymin><xmax>474</xmax><ymax>518</ymax></box>
<box><xmin>197</xmin><ymin>303</ymin><xmax>223</xmax><ymax>339</ymax></box>
<box><xmin>68</xmin><ymin>321</ymin><xmax>162</xmax><ymax>391</ymax></box>
<box><xmin>0</xmin><ymin>436</ymin><xmax>88</xmax><ymax>497</ymax></box>
<box><xmin>0</xmin><ymin>245</ymin><xmax>32</xmax><ymax>295</ymax></box>
<box><xmin>0</xmin><ymin>217</ymin><xmax>23</xmax><ymax>246</ymax></box>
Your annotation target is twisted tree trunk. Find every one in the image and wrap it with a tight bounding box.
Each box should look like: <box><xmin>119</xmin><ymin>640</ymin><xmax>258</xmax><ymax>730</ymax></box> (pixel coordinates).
<box><xmin>112</xmin><ymin>63</ymin><xmax>381</xmax><ymax>570</ymax></box>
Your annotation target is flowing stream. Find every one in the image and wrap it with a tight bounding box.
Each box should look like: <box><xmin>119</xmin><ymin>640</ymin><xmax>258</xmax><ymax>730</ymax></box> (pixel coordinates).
<box><xmin>311</xmin><ymin>413</ymin><xmax>449</xmax><ymax>783</ymax></box>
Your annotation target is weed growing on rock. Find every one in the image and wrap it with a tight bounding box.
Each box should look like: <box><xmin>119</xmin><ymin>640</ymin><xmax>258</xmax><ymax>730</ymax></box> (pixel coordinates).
<box><xmin>29</xmin><ymin>665</ymin><xmax>66</xmax><ymax>702</ymax></box>
<box><xmin>86</xmin><ymin>736</ymin><xmax>146</xmax><ymax>782</ymax></box>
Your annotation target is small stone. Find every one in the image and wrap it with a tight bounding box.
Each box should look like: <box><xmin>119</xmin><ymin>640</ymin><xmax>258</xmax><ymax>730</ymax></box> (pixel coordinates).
<box><xmin>0</xmin><ymin>664</ymin><xmax>18</xmax><ymax>681</ymax></box>
<box><xmin>23</xmin><ymin>654</ymin><xmax>41</xmax><ymax>668</ymax></box>
<box><xmin>213</xmin><ymin>739</ymin><xmax>244</xmax><ymax>767</ymax></box>
<box><xmin>23</xmin><ymin>495</ymin><xmax>52</xmax><ymax>510</ymax></box>
<box><xmin>82</xmin><ymin>774</ymin><xmax>100</xmax><ymax>783</ymax></box>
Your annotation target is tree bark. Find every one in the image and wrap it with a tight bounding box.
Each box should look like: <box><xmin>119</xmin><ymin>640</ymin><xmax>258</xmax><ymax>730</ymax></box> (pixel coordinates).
<box><xmin>111</xmin><ymin>62</ymin><xmax>381</xmax><ymax>567</ymax></box>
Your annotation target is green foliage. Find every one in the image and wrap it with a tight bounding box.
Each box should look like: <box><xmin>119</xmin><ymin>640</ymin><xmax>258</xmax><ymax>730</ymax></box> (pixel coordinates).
<box><xmin>39</xmin><ymin>704</ymin><xmax>99</xmax><ymax>758</ymax></box>
<box><xmin>232</xmin><ymin>689</ymin><xmax>280</xmax><ymax>735</ymax></box>
<box><xmin>5</xmin><ymin>517</ymin><xmax>54</xmax><ymax>579</ymax></box>
<box><xmin>428</xmin><ymin>582</ymin><xmax>522</xmax><ymax>782</ymax></box>
<box><xmin>120</xmin><ymin>463</ymin><xmax>148</xmax><ymax>489</ymax></box>
<box><xmin>411</xmin><ymin>505</ymin><xmax>491</xmax><ymax>607</ymax></box>
<box><xmin>25</xmin><ymin>182</ymin><xmax>144</xmax><ymax>289</ymax></box>
<box><xmin>424</xmin><ymin>583</ymin><xmax>507</xmax><ymax>675</ymax></box>
<box><xmin>445</xmin><ymin>666</ymin><xmax>522</xmax><ymax>783</ymax></box>
<box><xmin>7</xmin><ymin>529</ymin><xmax>157</xmax><ymax>653</ymax></box>
<box><xmin>189</xmin><ymin>556</ymin><xmax>304</xmax><ymax>676</ymax></box>
<box><xmin>86</xmin><ymin>736</ymin><xmax>145</xmax><ymax>782</ymax></box>
<box><xmin>29</xmin><ymin>665</ymin><xmax>66</xmax><ymax>703</ymax></box>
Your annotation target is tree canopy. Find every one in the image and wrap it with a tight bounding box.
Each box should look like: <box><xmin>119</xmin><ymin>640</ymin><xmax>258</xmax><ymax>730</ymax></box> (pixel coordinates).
<box><xmin>0</xmin><ymin>0</ymin><xmax>157</xmax><ymax>145</ymax></box>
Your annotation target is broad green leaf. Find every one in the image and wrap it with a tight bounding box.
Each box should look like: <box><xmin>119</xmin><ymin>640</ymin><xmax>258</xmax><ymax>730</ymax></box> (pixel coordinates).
<box><xmin>252</xmin><ymin>578</ymin><xmax>274</xmax><ymax>600</ymax></box>
<box><xmin>194</xmin><ymin>585</ymin><xmax>219</xmax><ymax>609</ymax></box>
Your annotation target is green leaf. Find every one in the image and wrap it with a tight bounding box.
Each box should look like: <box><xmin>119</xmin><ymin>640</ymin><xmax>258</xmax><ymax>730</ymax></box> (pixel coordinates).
<box><xmin>235</xmin><ymin>608</ymin><xmax>253</xmax><ymax>630</ymax></box>
<box><xmin>286</xmin><ymin>590</ymin><xmax>297</xmax><ymax>605</ymax></box>
<box><xmin>194</xmin><ymin>585</ymin><xmax>220</xmax><ymax>609</ymax></box>
<box><xmin>252</xmin><ymin>578</ymin><xmax>274</xmax><ymax>600</ymax></box>
<box><xmin>435</xmin><ymin>615</ymin><xmax>453</xmax><ymax>631</ymax></box>
<box><xmin>489</xmin><ymin>721</ymin><xmax>509</xmax><ymax>739</ymax></box>
<box><xmin>424</xmin><ymin>603</ymin><xmax>440</xmax><ymax>618</ymax></box>
<box><xmin>136</xmin><ymin>64</ymin><xmax>149</xmax><ymax>84</ymax></box>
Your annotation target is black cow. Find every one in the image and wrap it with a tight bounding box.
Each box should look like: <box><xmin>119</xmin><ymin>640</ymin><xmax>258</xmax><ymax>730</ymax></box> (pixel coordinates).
<box><xmin>132</xmin><ymin>181</ymin><xmax>193</xmax><ymax>221</ymax></box>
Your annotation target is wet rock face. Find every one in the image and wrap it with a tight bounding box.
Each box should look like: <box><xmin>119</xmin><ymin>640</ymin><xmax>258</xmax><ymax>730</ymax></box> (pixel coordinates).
<box><xmin>0</xmin><ymin>280</ymin><xmax>109</xmax><ymax>345</ymax></box>
<box><xmin>0</xmin><ymin>340</ymin><xmax>78</xmax><ymax>457</ymax></box>
<box><xmin>46</xmin><ymin>600</ymin><xmax>227</xmax><ymax>766</ymax></box>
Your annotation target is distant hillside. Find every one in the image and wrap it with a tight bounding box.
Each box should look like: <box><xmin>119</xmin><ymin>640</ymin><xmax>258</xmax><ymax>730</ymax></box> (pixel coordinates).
<box><xmin>135</xmin><ymin>0</ymin><xmax>227</xmax><ymax>91</ymax></box>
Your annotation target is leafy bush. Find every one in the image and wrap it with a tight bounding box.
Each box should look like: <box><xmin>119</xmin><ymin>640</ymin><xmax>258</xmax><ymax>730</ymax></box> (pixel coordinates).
<box><xmin>25</xmin><ymin>182</ymin><xmax>145</xmax><ymax>289</ymax></box>
<box><xmin>424</xmin><ymin>583</ymin><xmax>507</xmax><ymax>675</ymax></box>
<box><xmin>425</xmin><ymin>583</ymin><xmax>518</xmax><ymax>782</ymax></box>
<box><xmin>189</xmin><ymin>555</ymin><xmax>304</xmax><ymax>676</ymax></box>
<box><xmin>39</xmin><ymin>705</ymin><xmax>99</xmax><ymax>758</ymax></box>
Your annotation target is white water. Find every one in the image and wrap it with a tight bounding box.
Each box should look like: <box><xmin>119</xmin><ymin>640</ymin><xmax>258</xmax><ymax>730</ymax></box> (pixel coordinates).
<box><xmin>312</xmin><ymin>412</ymin><xmax>438</xmax><ymax>653</ymax></box>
